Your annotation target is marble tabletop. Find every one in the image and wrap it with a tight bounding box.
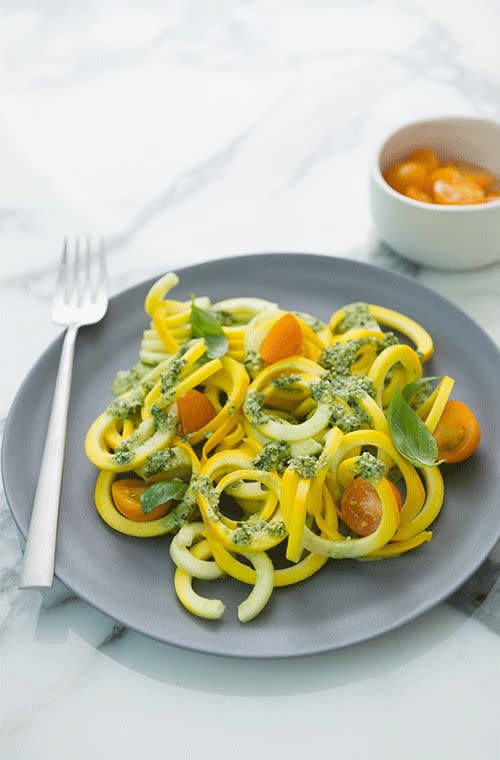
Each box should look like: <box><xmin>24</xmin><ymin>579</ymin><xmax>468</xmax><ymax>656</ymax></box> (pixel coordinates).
<box><xmin>1</xmin><ymin>2</ymin><xmax>499</xmax><ymax>758</ymax></box>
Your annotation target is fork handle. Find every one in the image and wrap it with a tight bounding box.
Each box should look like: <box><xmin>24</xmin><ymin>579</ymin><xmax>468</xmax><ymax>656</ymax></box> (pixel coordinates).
<box><xmin>19</xmin><ymin>325</ymin><xmax>78</xmax><ymax>588</ymax></box>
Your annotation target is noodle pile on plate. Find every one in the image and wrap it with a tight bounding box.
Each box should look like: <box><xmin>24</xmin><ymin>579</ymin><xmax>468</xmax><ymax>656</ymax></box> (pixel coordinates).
<box><xmin>85</xmin><ymin>272</ymin><xmax>474</xmax><ymax>622</ymax></box>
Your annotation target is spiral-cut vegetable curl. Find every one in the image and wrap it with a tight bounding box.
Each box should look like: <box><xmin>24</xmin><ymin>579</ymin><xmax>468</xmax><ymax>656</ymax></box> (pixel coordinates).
<box><xmin>86</xmin><ymin>273</ymin><xmax>451</xmax><ymax>623</ymax></box>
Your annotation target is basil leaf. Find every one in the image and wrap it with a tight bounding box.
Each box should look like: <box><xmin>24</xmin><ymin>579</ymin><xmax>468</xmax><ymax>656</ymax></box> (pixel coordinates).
<box><xmin>387</xmin><ymin>387</ymin><xmax>438</xmax><ymax>468</ymax></box>
<box><xmin>204</xmin><ymin>332</ymin><xmax>228</xmax><ymax>359</ymax></box>
<box><xmin>401</xmin><ymin>376</ymin><xmax>441</xmax><ymax>404</ymax></box>
<box><xmin>140</xmin><ymin>478</ymin><xmax>188</xmax><ymax>514</ymax></box>
<box><xmin>191</xmin><ymin>302</ymin><xmax>228</xmax><ymax>359</ymax></box>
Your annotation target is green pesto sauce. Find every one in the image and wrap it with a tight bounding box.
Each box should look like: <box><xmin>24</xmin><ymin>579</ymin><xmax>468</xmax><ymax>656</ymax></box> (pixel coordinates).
<box><xmin>310</xmin><ymin>373</ymin><xmax>374</xmax><ymax>405</ymax></box>
<box><xmin>226</xmin><ymin>479</ymin><xmax>244</xmax><ymax>493</ymax></box>
<box><xmin>107</xmin><ymin>388</ymin><xmax>144</xmax><ymax>420</ymax></box>
<box><xmin>272</xmin><ymin>373</ymin><xmax>301</xmax><ymax>389</ymax></box>
<box><xmin>289</xmin><ymin>455</ymin><xmax>318</xmax><ymax>479</ymax></box>
<box><xmin>112</xmin><ymin>428</ymin><xmax>143</xmax><ymax>466</ymax></box>
<box><xmin>112</xmin><ymin>447</ymin><xmax>134</xmax><ymax>466</ymax></box>
<box><xmin>232</xmin><ymin>518</ymin><xmax>286</xmax><ymax>546</ymax></box>
<box><xmin>309</xmin><ymin>371</ymin><xmax>373</xmax><ymax>433</ymax></box>
<box><xmin>151</xmin><ymin>405</ymin><xmax>176</xmax><ymax>434</ymax></box>
<box><xmin>329</xmin><ymin>400</ymin><xmax>368</xmax><ymax>432</ymax></box>
<box><xmin>292</xmin><ymin>311</ymin><xmax>325</xmax><ymax>333</ymax></box>
<box><xmin>252</xmin><ymin>440</ymin><xmax>291</xmax><ymax>475</ymax></box>
<box><xmin>111</xmin><ymin>361</ymin><xmax>149</xmax><ymax>396</ymax></box>
<box><xmin>320</xmin><ymin>333</ymin><xmax>398</xmax><ymax>374</ymax></box>
<box><xmin>336</xmin><ymin>302</ymin><xmax>379</xmax><ymax>333</ymax></box>
<box><xmin>244</xmin><ymin>350</ymin><xmax>264</xmax><ymax>375</ymax></box>
<box><xmin>161</xmin><ymin>485</ymin><xmax>198</xmax><ymax>530</ymax></box>
<box><xmin>142</xmin><ymin>448</ymin><xmax>180</xmax><ymax>478</ymax></box>
<box><xmin>160</xmin><ymin>356</ymin><xmax>187</xmax><ymax>396</ymax></box>
<box><xmin>192</xmin><ymin>475</ymin><xmax>218</xmax><ymax>507</ymax></box>
<box><xmin>354</xmin><ymin>452</ymin><xmax>386</xmax><ymax>484</ymax></box>
<box><xmin>192</xmin><ymin>472</ymin><xmax>287</xmax><ymax>545</ymax></box>
<box><xmin>243</xmin><ymin>391</ymin><xmax>266</xmax><ymax>425</ymax></box>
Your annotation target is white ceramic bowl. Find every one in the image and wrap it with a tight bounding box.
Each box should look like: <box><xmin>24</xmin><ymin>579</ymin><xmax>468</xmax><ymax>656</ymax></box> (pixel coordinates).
<box><xmin>370</xmin><ymin>117</ymin><xmax>500</xmax><ymax>270</ymax></box>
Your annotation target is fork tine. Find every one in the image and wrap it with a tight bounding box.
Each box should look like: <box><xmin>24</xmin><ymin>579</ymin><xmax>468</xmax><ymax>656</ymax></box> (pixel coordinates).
<box><xmin>96</xmin><ymin>240</ymin><xmax>108</xmax><ymax>303</ymax></box>
<box><xmin>51</xmin><ymin>236</ymin><xmax>109</xmax><ymax>326</ymax></box>
<box><xmin>81</xmin><ymin>238</ymin><xmax>92</xmax><ymax>303</ymax></box>
<box><xmin>69</xmin><ymin>237</ymin><xmax>80</xmax><ymax>305</ymax></box>
<box><xmin>55</xmin><ymin>239</ymin><xmax>69</xmax><ymax>303</ymax></box>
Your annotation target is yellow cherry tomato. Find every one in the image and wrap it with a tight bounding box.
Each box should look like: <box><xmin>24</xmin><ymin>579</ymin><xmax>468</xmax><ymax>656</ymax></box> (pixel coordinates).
<box><xmin>433</xmin><ymin>400</ymin><xmax>480</xmax><ymax>463</ymax></box>
<box><xmin>483</xmin><ymin>192</ymin><xmax>500</xmax><ymax>203</ymax></box>
<box><xmin>433</xmin><ymin>177</ymin><xmax>484</xmax><ymax>205</ymax></box>
<box><xmin>405</xmin><ymin>185</ymin><xmax>434</xmax><ymax>203</ymax></box>
<box><xmin>428</xmin><ymin>166</ymin><xmax>462</xmax><ymax>185</ymax></box>
<box><xmin>449</xmin><ymin>161</ymin><xmax>496</xmax><ymax>189</ymax></box>
<box><xmin>178</xmin><ymin>389</ymin><xmax>216</xmax><ymax>435</ymax></box>
<box><xmin>260</xmin><ymin>313</ymin><xmax>303</xmax><ymax>364</ymax></box>
<box><xmin>111</xmin><ymin>478</ymin><xmax>170</xmax><ymax>522</ymax></box>
<box><xmin>409</xmin><ymin>148</ymin><xmax>440</xmax><ymax>172</ymax></box>
<box><xmin>384</xmin><ymin>161</ymin><xmax>429</xmax><ymax>194</ymax></box>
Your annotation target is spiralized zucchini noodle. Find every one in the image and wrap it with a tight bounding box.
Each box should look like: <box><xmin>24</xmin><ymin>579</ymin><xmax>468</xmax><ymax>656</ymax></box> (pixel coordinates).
<box><xmin>85</xmin><ymin>271</ymin><xmax>473</xmax><ymax>623</ymax></box>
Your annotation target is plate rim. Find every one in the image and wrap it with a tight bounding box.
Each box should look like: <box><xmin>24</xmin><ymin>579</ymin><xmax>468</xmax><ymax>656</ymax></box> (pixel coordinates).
<box><xmin>2</xmin><ymin>251</ymin><xmax>500</xmax><ymax>659</ymax></box>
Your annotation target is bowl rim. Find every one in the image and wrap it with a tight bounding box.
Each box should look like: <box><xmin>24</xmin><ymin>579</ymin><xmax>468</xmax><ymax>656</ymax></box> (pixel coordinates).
<box><xmin>371</xmin><ymin>115</ymin><xmax>500</xmax><ymax>212</ymax></box>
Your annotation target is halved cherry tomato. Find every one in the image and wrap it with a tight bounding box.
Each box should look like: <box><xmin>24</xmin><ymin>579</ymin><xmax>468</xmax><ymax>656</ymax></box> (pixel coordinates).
<box><xmin>260</xmin><ymin>313</ymin><xmax>302</xmax><ymax>364</ymax></box>
<box><xmin>177</xmin><ymin>388</ymin><xmax>216</xmax><ymax>434</ymax></box>
<box><xmin>405</xmin><ymin>185</ymin><xmax>433</xmax><ymax>203</ymax></box>
<box><xmin>409</xmin><ymin>148</ymin><xmax>440</xmax><ymax>172</ymax></box>
<box><xmin>428</xmin><ymin>166</ymin><xmax>462</xmax><ymax>185</ymax></box>
<box><xmin>340</xmin><ymin>477</ymin><xmax>402</xmax><ymax>537</ymax></box>
<box><xmin>448</xmin><ymin>161</ymin><xmax>496</xmax><ymax>189</ymax></box>
<box><xmin>433</xmin><ymin>400</ymin><xmax>481</xmax><ymax>463</ymax></box>
<box><xmin>433</xmin><ymin>177</ymin><xmax>484</xmax><ymax>205</ymax></box>
<box><xmin>388</xmin><ymin>480</ymin><xmax>403</xmax><ymax>512</ymax></box>
<box><xmin>384</xmin><ymin>161</ymin><xmax>429</xmax><ymax>194</ymax></box>
<box><xmin>111</xmin><ymin>478</ymin><xmax>170</xmax><ymax>522</ymax></box>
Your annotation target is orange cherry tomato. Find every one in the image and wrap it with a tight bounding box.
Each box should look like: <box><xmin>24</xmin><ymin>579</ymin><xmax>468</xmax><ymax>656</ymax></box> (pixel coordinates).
<box><xmin>405</xmin><ymin>185</ymin><xmax>434</xmax><ymax>203</ymax></box>
<box><xmin>177</xmin><ymin>388</ymin><xmax>216</xmax><ymax>435</ymax></box>
<box><xmin>449</xmin><ymin>161</ymin><xmax>496</xmax><ymax>189</ymax></box>
<box><xmin>260</xmin><ymin>313</ymin><xmax>303</xmax><ymax>364</ymax></box>
<box><xmin>340</xmin><ymin>477</ymin><xmax>402</xmax><ymax>537</ymax></box>
<box><xmin>111</xmin><ymin>478</ymin><xmax>170</xmax><ymax>522</ymax></box>
<box><xmin>409</xmin><ymin>148</ymin><xmax>440</xmax><ymax>172</ymax></box>
<box><xmin>388</xmin><ymin>480</ymin><xmax>403</xmax><ymax>512</ymax></box>
<box><xmin>433</xmin><ymin>400</ymin><xmax>481</xmax><ymax>463</ymax></box>
<box><xmin>484</xmin><ymin>192</ymin><xmax>500</xmax><ymax>203</ymax></box>
<box><xmin>433</xmin><ymin>177</ymin><xmax>484</xmax><ymax>205</ymax></box>
<box><xmin>384</xmin><ymin>161</ymin><xmax>429</xmax><ymax>194</ymax></box>
<box><xmin>428</xmin><ymin>166</ymin><xmax>462</xmax><ymax>185</ymax></box>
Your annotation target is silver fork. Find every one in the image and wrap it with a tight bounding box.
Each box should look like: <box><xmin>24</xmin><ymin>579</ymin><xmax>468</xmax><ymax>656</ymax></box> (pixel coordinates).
<box><xmin>19</xmin><ymin>239</ymin><xmax>108</xmax><ymax>588</ymax></box>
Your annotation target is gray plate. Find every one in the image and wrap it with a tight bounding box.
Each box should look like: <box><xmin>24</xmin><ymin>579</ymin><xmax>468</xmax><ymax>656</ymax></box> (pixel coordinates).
<box><xmin>3</xmin><ymin>253</ymin><xmax>500</xmax><ymax>658</ymax></box>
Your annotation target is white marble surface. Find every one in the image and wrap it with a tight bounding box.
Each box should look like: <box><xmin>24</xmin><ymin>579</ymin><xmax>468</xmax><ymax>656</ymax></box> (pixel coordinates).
<box><xmin>1</xmin><ymin>2</ymin><xmax>500</xmax><ymax>758</ymax></box>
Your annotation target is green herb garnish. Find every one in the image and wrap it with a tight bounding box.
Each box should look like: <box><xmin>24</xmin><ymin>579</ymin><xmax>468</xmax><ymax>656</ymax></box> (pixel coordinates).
<box><xmin>140</xmin><ymin>478</ymin><xmax>188</xmax><ymax>514</ymax></box>
<box><xmin>387</xmin><ymin>385</ymin><xmax>438</xmax><ymax>468</ymax></box>
<box><xmin>191</xmin><ymin>301</ymin><xmax>228</xmax><ymax>359</ymax></box>
<box><xmin>401</xmin><ymin>376</ymin><xmax>441</xmax><ymax>404</ymax></box>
